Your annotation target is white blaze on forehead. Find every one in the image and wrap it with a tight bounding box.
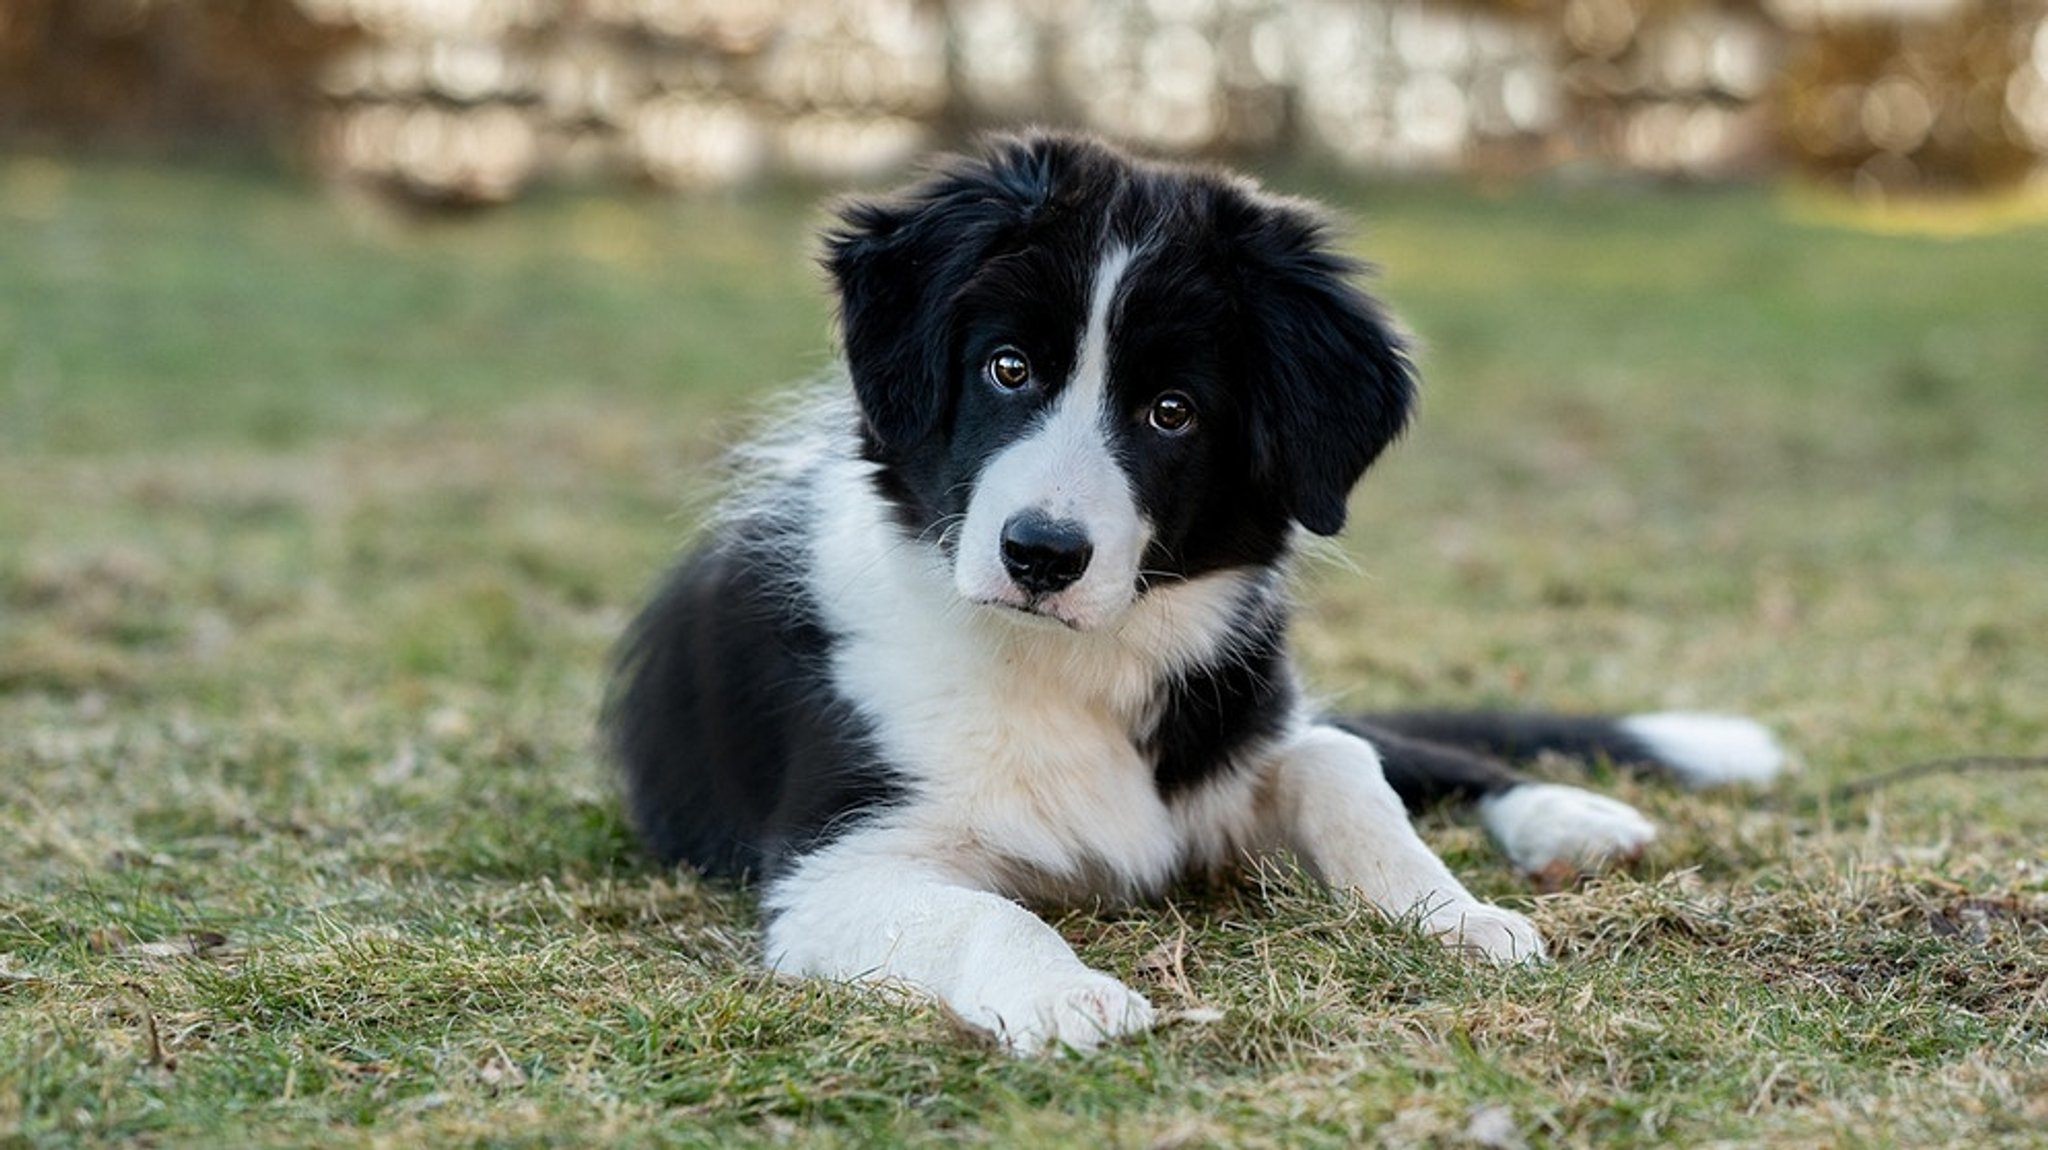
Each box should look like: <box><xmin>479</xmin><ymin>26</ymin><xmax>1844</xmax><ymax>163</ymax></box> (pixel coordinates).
<box><xmin>1066</xmin><ymin>245</ymin><xmax>1134</xmax><ymax>429</ymax></box>
<box><xmin>952</xmin><ymin>244</ymin><xmax>1151</xmax><ymax>630</ymax></box>
<box><xmin>1023</xmin><ymin>244</ymin><xmax>1134</xmax><ymax>515</ymax></box>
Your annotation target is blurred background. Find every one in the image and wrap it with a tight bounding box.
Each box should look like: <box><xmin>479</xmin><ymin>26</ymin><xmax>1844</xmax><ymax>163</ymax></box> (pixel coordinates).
<box><xmin>6</xmin><ymin>0</ymin><xmax>2048</xmax><ymax>202</ymax></box>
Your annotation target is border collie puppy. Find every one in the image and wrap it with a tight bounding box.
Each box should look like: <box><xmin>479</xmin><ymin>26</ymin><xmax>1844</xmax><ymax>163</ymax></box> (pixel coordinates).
<box><xmin>607</xmin><ymin>132</ymin><xmax>1783</xmax><ymax>1054</ymax></box>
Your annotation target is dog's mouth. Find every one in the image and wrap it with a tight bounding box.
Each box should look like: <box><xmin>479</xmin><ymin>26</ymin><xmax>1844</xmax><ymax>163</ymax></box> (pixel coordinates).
<box><xmin>972</xmin><ymin>593</ymin><xmax>1088</xmax><ymax>632</ymax></box>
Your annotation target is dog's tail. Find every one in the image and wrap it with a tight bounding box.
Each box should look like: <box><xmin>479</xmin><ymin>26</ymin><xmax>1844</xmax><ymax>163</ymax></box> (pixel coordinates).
<box><xmin>1361</xmin><ymin>710</ymin><xmax>1784</xmax><ymax>788</ymax></box>
<box><xmin>1338</xmin><ymin>709</ymin><xmax>1787</xmax><ymax>810</ymax></box>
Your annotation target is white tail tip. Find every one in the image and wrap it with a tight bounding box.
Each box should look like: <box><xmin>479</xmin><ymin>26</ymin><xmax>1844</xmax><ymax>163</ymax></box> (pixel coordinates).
<box><xmin>1619</xmin><ymin>711</ymin><xmax>1787</xmax><ymax>788</ymax></box>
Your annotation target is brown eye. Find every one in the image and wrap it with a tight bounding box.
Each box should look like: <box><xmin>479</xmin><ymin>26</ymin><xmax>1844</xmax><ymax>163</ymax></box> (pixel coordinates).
<box><xmin>1148</xmin><ymin>391</ymin><xmax>1195</xmax><ymax>434</ymax></box>
<box><xmin>986</xmin><ymin>348</ymin><xmax>1031</xmax><ymax>391</ymax></box>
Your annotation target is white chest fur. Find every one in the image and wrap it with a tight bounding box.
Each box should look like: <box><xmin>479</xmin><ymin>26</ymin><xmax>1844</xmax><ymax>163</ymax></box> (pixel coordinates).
<box><xmin>804</xmin><ymin>454</ymin><xmax>1265</xmax><ymax>901</ymax></box>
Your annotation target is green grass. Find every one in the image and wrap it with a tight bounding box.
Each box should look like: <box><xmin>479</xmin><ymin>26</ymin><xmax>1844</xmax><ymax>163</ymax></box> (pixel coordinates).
<box><xmin>3</xmin><ymin>153</ymin><xmax>2046</xmax><ymax>1148</ymax></box>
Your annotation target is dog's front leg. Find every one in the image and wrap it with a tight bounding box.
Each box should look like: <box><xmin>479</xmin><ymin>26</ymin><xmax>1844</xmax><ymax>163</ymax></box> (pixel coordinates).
<box><xmin>761</xmin><ymin>838</ymin><xmax>1155</xmax><ymax>1054</ymax></box>
<box><xmin>1266</xmin><ymin>724</ymin><xmax>1545</xmax><ymax>962</ymax></box>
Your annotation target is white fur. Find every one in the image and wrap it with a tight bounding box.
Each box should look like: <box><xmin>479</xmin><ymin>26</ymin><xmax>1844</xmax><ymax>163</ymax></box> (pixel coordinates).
<box><xmin>1478</xmin><ymin>783</ymin><xmax>1657</xmax><ymax>873</ymax></box>
<box><xmin>806</xmin><ymin>436</ymin><xmax>1260</xmax><ymax>902</ymax></box>
<box><xmin>763</xmin><ymin>837</ymin><xmax>1156</xmax><ymax>1055</ymax></box>
<box><xmin>774</xmin><ymin>449</ymin><xmax>1234</xmax><ymax>1049</ymax></box>
<box><xmin>758</xmin><ymin>408</ymin><xmax>1545</xmax><ymax>1051</ymax></box>
<box><xmin>954</xmin><ymin>247</ymin><xmax>1146</xmax><ymax>631</ymax></box>
<box><xmin>1620</xmin><ymin>711</ymin><xmax>1786</xmax><ymax>788</ymax></box>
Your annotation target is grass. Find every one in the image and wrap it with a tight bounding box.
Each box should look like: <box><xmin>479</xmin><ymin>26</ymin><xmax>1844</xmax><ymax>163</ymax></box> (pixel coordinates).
<box><xmin>2</xmin><ymin>151</ymin><xmax>2046</xmax><ymax>1148</ymax></box>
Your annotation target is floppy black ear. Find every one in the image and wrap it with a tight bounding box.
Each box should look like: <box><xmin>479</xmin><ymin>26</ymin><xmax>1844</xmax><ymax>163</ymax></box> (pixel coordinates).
<box><xmin>823</xmin><ymin>135</ymin><xmax>1069</xmax><ymax>449</ymax></box>
<box><xmin>1233</xmin><ymin>197</ymin><xmax>1417</xmax><ymax>536</ymax></box>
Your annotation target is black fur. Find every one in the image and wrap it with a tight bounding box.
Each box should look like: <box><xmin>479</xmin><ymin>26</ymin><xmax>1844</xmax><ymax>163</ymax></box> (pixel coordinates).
<box><xmin>1355</xmin><ymin>710</ymin><xmax>1663</xmax><ymax>768</ymax></box>
<box><xmin>827</xmin><ymin>133</ymin><xmax>1417</xmax><ymax>582</ymax></box>
<box><xmin>605</xmin><ymin>511</ymin><xmax>905</xmax><ymax>877</ymax></box>
<box><xmin>1343</xmin><ymin>711</ymin><xmax>1718</xmax><ymax>813</ymax></box>
<box><xmin>1146</xmin><ymin>598</ymin><xmax>1295</xmax><ymax>798</ymax></box>
<box><xmin>1335</xmin><ymin>719</ymin><xmax>1538</xmax><ymax>809</ymax></box>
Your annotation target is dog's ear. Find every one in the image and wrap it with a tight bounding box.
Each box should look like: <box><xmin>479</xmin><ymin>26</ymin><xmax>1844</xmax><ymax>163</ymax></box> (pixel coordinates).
<box><xmin>1230</xmin><ymin>195</ymin><xmax>1417</xmax><ymax>536</ymax></box>
<box><xmin>824</xmin><ymin>134</ymin><xmax>1073</xmax><ymax>449</ymax></box>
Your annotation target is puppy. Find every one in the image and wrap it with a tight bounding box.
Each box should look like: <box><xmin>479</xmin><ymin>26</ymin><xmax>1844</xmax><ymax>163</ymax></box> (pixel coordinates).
<box><xmin>607</xmin><ymin>132</ymin><xmax>1783</xmax><ymax>1053</ymax></box>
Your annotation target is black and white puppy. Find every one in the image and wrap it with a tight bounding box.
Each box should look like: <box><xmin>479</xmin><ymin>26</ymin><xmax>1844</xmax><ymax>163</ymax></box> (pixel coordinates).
<box><xmin>607</xmin><ymin>132</ymin><xmax>1783</xmax><ymax>1054</ymax></box>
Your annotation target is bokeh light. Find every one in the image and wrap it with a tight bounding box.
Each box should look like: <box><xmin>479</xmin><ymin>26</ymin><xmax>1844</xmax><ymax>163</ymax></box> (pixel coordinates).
<box><xmin>3</xmin><ymin>0</ymin><xmax>2044</xmax><ymax>202</ymax></box>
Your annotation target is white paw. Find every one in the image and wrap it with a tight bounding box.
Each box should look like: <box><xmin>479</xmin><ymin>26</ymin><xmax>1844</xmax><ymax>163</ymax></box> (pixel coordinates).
<box><xmin>1422</xmin><ymin>901</ymin><xmax>1546</xmax><ymax>964</ymax></box>
<box><xmin>1479</xmin><ymin>783</ymin><xmax>1657</xmax><ymax>873</ymax></box>
<box><xmin>959</xmin><ymin>969</ymin><xmax>1156</xmax><ymax>1055</ymax></box>
<box><xmin>1620</xmin><ymin>711</ymin><xmax>1786</xmax><ymax>788</ymax></box>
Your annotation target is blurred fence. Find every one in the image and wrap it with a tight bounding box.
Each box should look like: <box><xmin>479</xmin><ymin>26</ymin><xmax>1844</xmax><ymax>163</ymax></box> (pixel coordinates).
<box><xmin>4</xmin><ymin>0</ymin><xmax>2046</xmax><ymax>202</ymax></box>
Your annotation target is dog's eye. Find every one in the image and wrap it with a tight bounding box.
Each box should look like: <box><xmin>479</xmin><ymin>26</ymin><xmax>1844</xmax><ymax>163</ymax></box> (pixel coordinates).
<box><xmin>1147</xmin><ymin>391</ymin><xmax>1196</xmax><ymax>434</ymax></box>
<box><xmin>986</xmin><ymin>348</ymin><xmax>1032</xmax><ymax>391</ymax></box>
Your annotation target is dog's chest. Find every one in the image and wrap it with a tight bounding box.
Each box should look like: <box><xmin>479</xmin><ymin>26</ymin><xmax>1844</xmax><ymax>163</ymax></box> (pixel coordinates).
<box><xmin>832</xmin><ymin>617</ymin><xmax>1191</xmax><ymax>895</ymax></box>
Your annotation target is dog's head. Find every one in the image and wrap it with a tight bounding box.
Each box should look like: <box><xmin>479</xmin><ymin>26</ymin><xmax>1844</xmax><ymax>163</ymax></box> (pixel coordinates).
<box><xmin>826</xmin><ymin>132</ymin><xmax>1415</xmax><ymax>631</ymax></box>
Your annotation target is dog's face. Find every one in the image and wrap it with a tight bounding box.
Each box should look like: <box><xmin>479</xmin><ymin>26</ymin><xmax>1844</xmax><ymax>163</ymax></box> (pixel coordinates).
<box><xmin>827</xmin><ymin>133</ymin><xmax>1415</xmax><ymax>631</ymax></box>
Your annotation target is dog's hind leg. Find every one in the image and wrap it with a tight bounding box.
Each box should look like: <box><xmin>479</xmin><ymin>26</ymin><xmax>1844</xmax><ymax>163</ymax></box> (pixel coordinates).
<box><xmin>1337</xmin><ymin>719</ymin><xmax>1659</xmax><ymax>875</ymax></box>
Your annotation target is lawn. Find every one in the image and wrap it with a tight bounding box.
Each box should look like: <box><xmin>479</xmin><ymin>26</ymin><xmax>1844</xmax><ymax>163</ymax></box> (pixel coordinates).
<box><xmin>2</xmin><ymin>153</ymin><xmax>2045</xmax><ymax>1148</ymax></box>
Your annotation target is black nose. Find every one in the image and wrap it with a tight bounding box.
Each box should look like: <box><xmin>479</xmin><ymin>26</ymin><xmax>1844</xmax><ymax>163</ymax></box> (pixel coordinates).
<box><xmin>1000</xmin><ymin>512</ymin><xmax>1093</xmax><ymax>596</ymax></box>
